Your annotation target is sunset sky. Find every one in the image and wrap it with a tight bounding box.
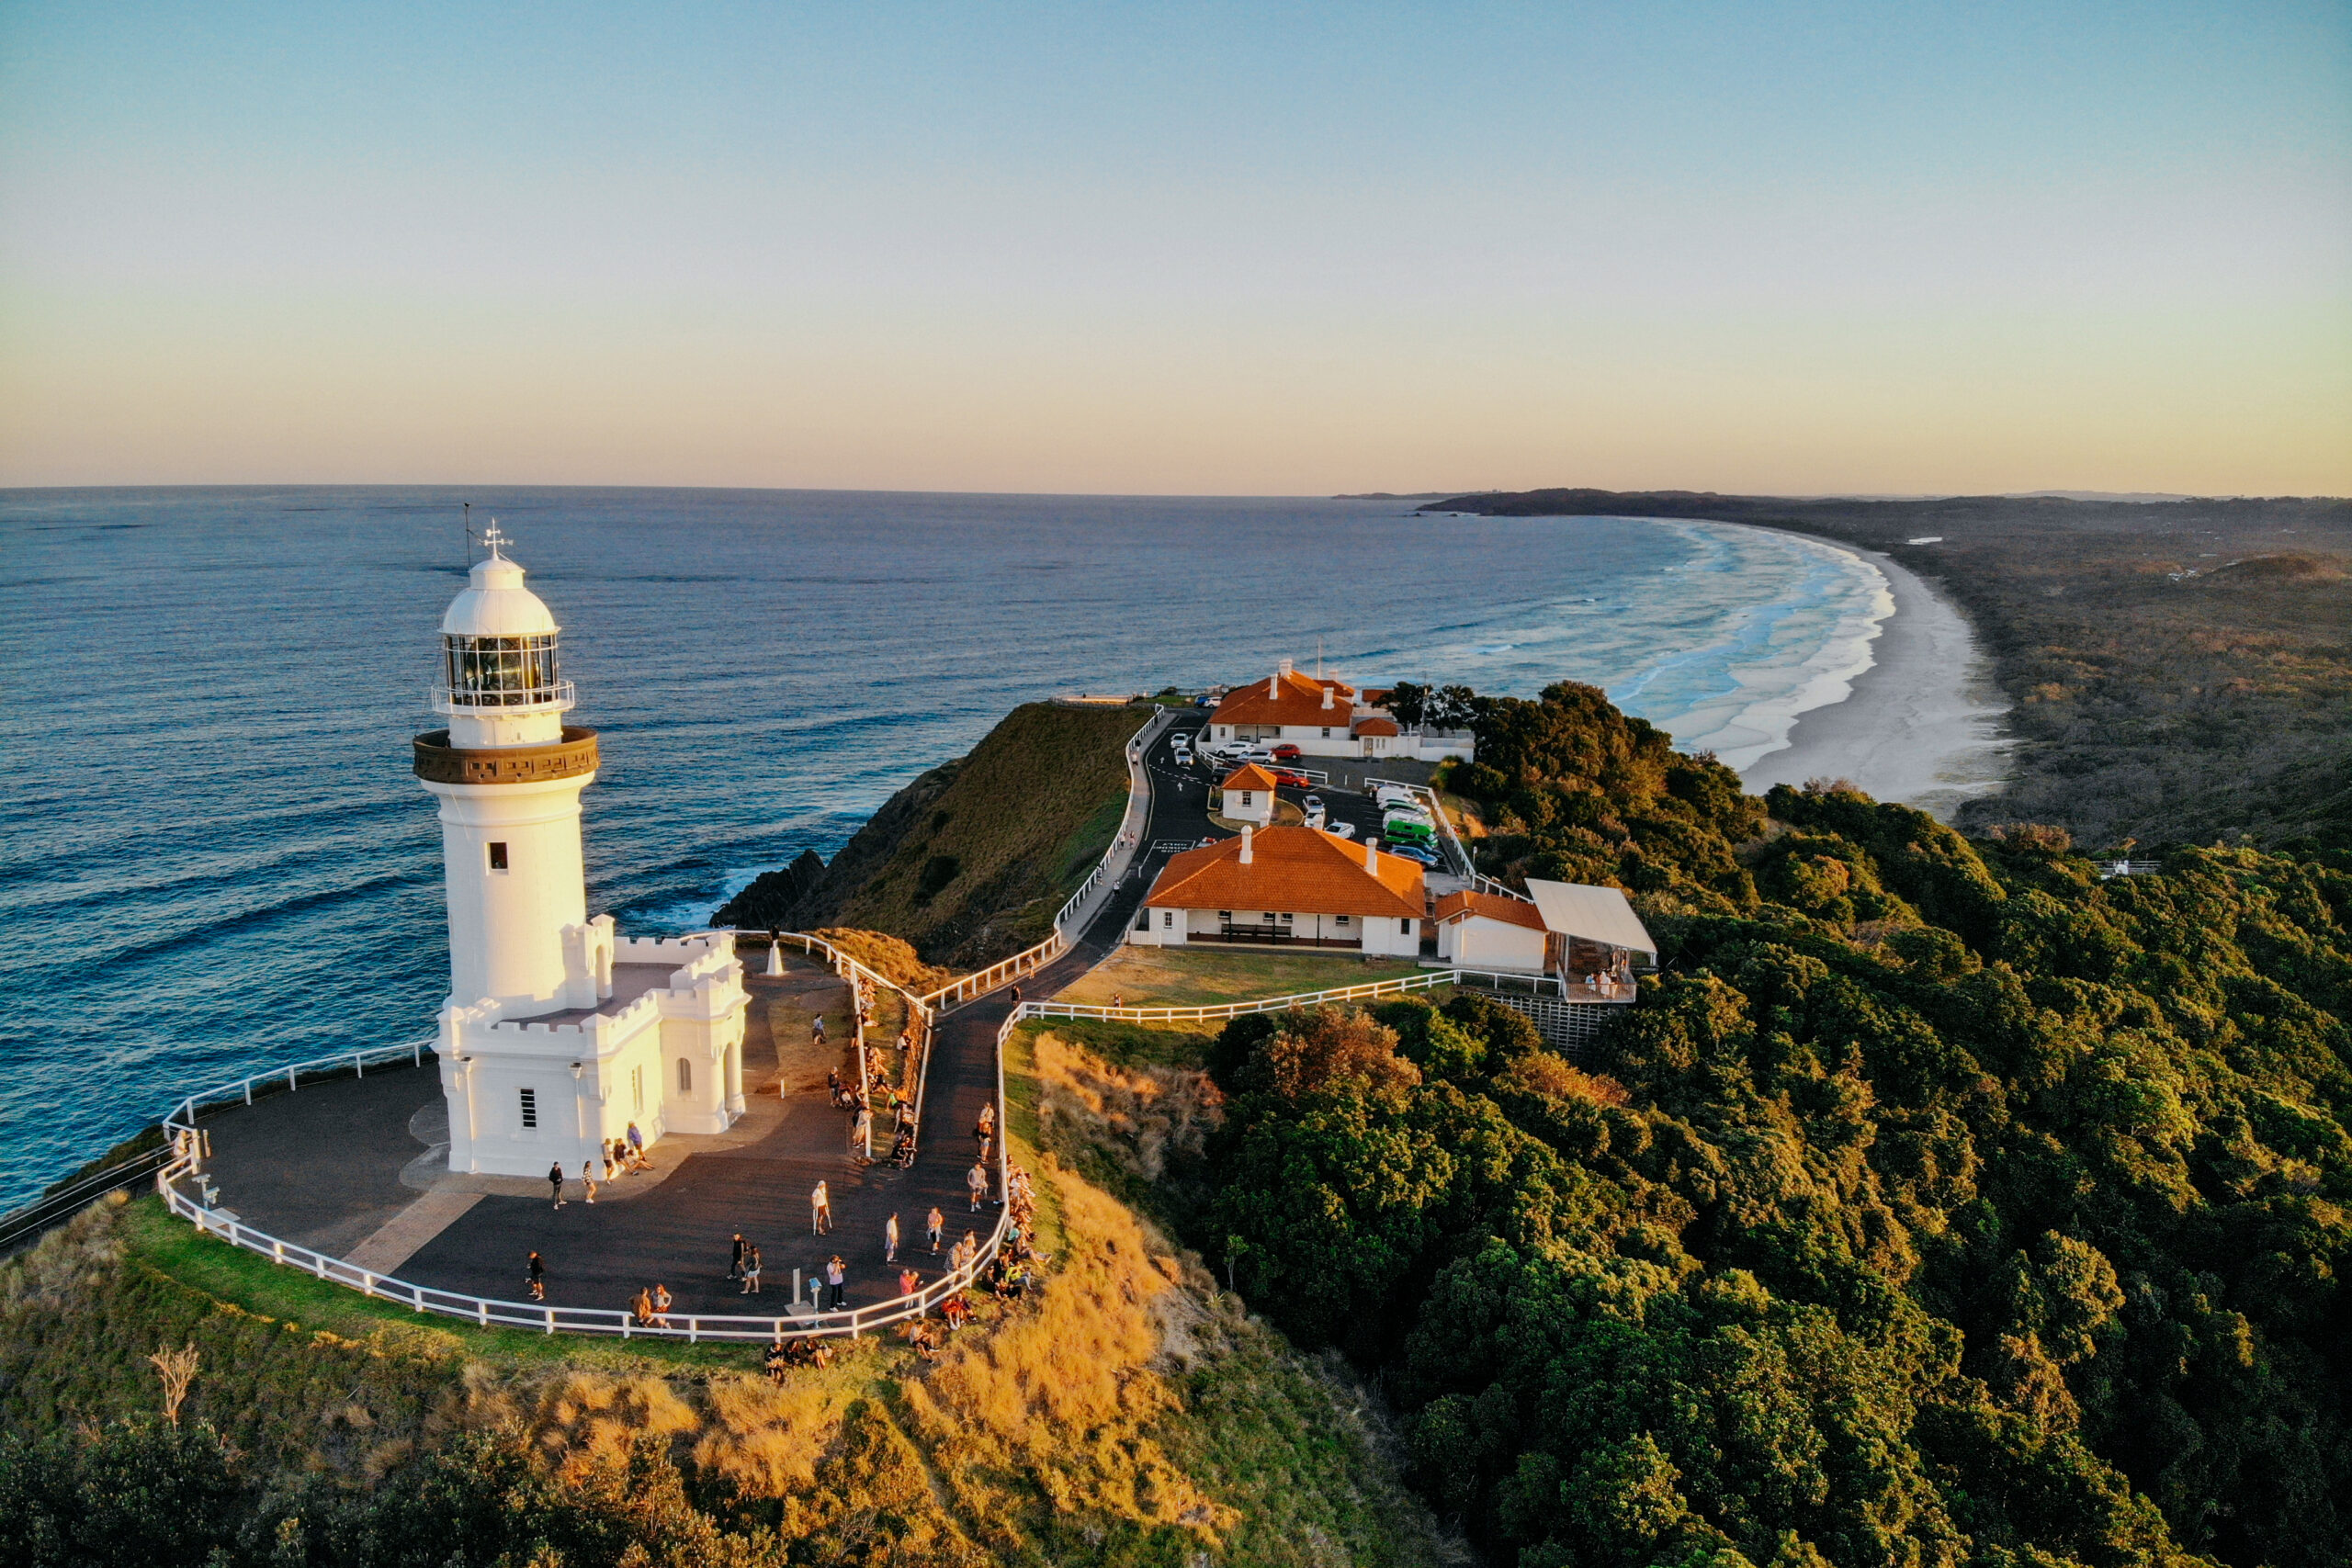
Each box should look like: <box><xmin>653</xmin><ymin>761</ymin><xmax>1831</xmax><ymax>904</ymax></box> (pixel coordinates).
<box><xmin>2</xmin><ymin>2</ymin><xmax>2346</xmax><ymax>495</ymax></box>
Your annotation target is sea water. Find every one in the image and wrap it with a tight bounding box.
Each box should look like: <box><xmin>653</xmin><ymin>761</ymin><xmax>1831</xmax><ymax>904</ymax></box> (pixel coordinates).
<box><xmin>0</xmin><ymin>487</ymin><xmax>1886</xmax><ymax>1205</ymax></box>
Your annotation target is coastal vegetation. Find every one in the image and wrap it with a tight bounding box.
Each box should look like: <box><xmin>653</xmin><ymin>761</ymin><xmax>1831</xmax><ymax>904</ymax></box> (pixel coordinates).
<box><xmin>718</xmin><ymin>702</ymin><xmax>1150</xmax><ymax>968</ymax></box>
<box><xmin>1425</xmin><ymin>489</ymin><xmax>2352</xmax><ymax>855</ymax></box>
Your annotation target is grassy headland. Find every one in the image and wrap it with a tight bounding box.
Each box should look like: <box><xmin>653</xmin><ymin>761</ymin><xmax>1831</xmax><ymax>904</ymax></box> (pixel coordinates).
<box><xmin>719</xmin><ymin>702</ymin><xmax>1151</xmax><ymax>968</ymax></box>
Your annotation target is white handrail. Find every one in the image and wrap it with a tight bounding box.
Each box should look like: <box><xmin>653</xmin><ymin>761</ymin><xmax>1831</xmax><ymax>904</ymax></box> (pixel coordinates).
<box><xmin>1022</xmin><ymin>966</ymin><xmax>1571</xmax><ymax>1026</ymax></box>
<box><xmin>1368</xmin><ymin>775</ymin><xmax>1515</xmax><ymax>897</ymax></box>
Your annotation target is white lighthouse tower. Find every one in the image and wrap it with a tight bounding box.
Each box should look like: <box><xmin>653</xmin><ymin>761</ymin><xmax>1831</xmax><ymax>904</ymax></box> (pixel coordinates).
<box><xmin>416</xmin><ymin>526</ymin><xmax>748</xmax><ymax>1177</ymax></box>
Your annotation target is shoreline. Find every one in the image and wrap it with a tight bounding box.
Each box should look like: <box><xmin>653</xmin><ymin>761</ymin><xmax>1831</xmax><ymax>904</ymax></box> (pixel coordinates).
<box><xmin>1737</xmin><ymin>531</ymin><xmax>2013</xmax><ymax>821</ymax></box>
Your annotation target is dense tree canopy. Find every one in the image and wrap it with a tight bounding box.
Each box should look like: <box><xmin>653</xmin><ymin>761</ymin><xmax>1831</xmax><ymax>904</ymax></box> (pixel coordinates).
<box><xmin>1206</xmin><ymin>682</ymin><xmax>2352</xmax><ymax>1568</ymax></box>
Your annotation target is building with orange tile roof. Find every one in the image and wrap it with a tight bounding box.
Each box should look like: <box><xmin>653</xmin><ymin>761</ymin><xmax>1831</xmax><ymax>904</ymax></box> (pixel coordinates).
<box><xmin>1218</xmin><ymin>762</ymin><xmax>1280</xmax><ymax>825</ymax></box>
<box><xmin>1203</xmin><ymin>660</ymin><xmax>1474</xmax><ymax>763</ymax></box>
<box><xmin>1131</xmin><ymin>825</ymin><xmax>1427</xmax><ymax>956</ymax></box>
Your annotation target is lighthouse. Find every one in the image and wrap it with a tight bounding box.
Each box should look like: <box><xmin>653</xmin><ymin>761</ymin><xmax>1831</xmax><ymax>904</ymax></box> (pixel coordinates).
<box><xmin>413</xmin><ymin>526</ymin><xmax>599</xmax><ymax>1011</ymax></box>
<box><xmin>415</xmin><ymin>526</ymin><xmax>748</xmax><ymax>1177</ymax></box>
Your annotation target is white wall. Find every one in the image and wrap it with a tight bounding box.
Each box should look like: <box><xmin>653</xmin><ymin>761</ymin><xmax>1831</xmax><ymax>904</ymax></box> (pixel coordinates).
<box><xmin>1438</xmin><ymin>917</ymin><xmax>1547</xmax><ymax>971</ymax></box>
<box><xmin>1220</xmin><ymin>784</ymin><xmax>1274</xmax><ymax>824</ymax></box>
<box><xmin>424</xmin><ymin>773</ymin><xmax>594</xmax><ymax>1011</ymax></box>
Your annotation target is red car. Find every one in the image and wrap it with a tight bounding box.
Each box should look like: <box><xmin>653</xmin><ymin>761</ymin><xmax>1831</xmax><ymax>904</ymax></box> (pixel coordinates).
<box><xmin>1272</xmin><ymin>768</ymin><xmax>1312</xmax><ymax>788</ymax></box>
<box><xmin>1270</xmin><ymin>743</ymin><xmax>1303</xmax><ymax>761</ymax></box>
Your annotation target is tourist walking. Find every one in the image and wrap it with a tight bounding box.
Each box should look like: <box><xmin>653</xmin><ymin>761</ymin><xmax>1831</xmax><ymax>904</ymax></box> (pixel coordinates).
<box><xmin>811</xmin><ymin>1180</ymin><xmax>832</xmax><ymax>1235</ymax></box>
<box><xmin>602</xmin><ymin>1142</ymin><xmax>618</xmax><ymax>1182</ymax></box>
<box><xmin>885</xmin><ymin>1213</ymin><xmax>899</xmax><ymax>1263</ymax></box>
<box><xmin>975</xmin><ymin>1101</ymin><xmax>995</xmax><ymax>1143</ymax></box>
<box><xmin>548</xmin><ymin>1161</ymin><xmax>566</xmax><ymax>1209</ymax></box>
<box><xmin>826</xmin><ymin>1256</ymin><xmax>847</xmax><ymax>1311</ymax></box>
<box><xmin>967</xmin><ymin>1160</ymin><xmax>989</xmax><ymax>1211</ymax></box>
<box><xmin>926</xmin><ymin>1206</ymin><xmax>944</xmax><ymax>1254</ymax></box>
<box><xmin>526</xmin><ymin>1250</ymin><xmax>546</xmax><ymax>1301</ymax></box>
<box><xmin>899</xmin><ymin>1267</ymin><xmax>921</xmax><ymax>1303</ymax></box>
<box><xmin>730</xmin><ymin>1232</ymin><xmax>747</xmax><ymax>1281</ymax></box>
<box><xmin>582</xmin><ymin>1159</ymin><xmax>598</xmax><ymax>1204</ymax></box>
<box><xmin>741</xmin><ymin>1244</ymin><xmax>763</xmax><ymax>1295</ymax></box>
<box><xmin>811</xmin><ymin>1014</ymin><xmax>826</xmax><ymax>1044</ymax></box>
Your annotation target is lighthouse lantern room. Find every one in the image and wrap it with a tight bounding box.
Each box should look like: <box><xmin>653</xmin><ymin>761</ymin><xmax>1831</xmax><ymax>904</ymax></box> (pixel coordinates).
<box><xmin>413</xmin><ymin>527</ymin><xmax>748</xmax><ymax>1178</ymax></box>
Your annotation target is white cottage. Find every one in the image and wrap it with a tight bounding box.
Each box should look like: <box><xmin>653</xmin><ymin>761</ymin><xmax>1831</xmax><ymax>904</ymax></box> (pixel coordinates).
<box><xmin>1132</xmin><ymin>825</ymin><xmax>1426</xmax><ymax>957</ymax></box>
<box><xmin>413</xmin><ymin>528</ymin><xmax>749</xmax><ymax>1178</ymax></box>
<box><xmin>1432</xmin><ymin>889</ymin><xmax>1550</xmax><ymax>971</ymax></box>
<box><xmin>1219</xmin><ymin>762</ymin><xmax>1279</xmax><ymax>825</ymax></box>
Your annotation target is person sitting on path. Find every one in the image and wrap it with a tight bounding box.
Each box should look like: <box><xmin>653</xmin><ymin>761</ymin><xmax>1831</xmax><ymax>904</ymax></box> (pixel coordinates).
<box><xmin>926</xmin><ymin>1206</ymin><xmax>944</xmax><ymax>1254</ymax></box>
<box><xmin>632</xmin><ymin>1286</ymin><xmax>654</xmax><ymax>1326</ymax></box>
<box><xmin>652</xmin><ymin>1283</ymin><xmax>673</xmax><ymax>1327</ymax></box>
<box><xmin>526</xmin><ymin>1250</ymin><xmax>547</xmax><ymax>1301</ymax></box>
<box><xmin>741</xmin><ymin>1245</ymin><xmax>763</xmax><ymax>1295</ymax></box>
<box><xmin>967</xmin><ymin>1160</ymin><xmax>989</xmax><ymax>1212</ymax></box>
<box><xmin>548</xmin><ymin>1162</ymin><xmax>566</xmax><ymax>1209</ymax></box>
<box><xmin>811</xmin><ymin>1180</ymin><xmax>832</xmax><ymax>1235</ymax></box>
<box><xmin>885</xmin><ymin>1213</ymin><xmax>900</xmax><ymax>1264</ymax></box>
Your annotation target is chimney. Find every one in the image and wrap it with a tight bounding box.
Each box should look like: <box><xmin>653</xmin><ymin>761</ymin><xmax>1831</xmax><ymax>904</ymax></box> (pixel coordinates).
<box><xmin>1321</xmin><ymin>683</ymin><xmax>1334</xmax><ymax>710</ymax></box>
<box><xmin>1279</xmin><ymin>657</ymin><xmax>1294</xmax><ymax>677</ymax></box>
<box><xmin>1268</xmin><ymin>671</ymin><xmax>1279</xmax><ymax>697</ymax></box>
<box><xmin>1240</xmin><ymin>825</ymin><xmax>1254</xmax><ymax>864</ymax></box>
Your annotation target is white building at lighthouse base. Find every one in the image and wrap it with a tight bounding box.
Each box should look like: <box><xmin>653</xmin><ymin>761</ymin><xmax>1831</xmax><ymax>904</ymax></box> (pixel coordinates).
<box><xmin>435</xmin><ymin>921</ymin><xmax>749</xmax><ymax>1178</ymax></box>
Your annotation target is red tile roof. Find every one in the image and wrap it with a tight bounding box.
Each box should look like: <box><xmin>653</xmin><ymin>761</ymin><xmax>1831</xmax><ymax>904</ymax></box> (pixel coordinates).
<box><xmin>1433</xmin><ymin>889</ymin><xmax>1546</xmax><ymax>931</ymax></box>
<box><xmin>1144</xmin><ymin>827</ymin><xmax>1424</xmax><ymax>919</ymax></box>
<box><xmin>1221</xmin><ymin>762</ymin><xmax>1280</xmax><ymax>791</ymax></box>
<box><xmin>1351</xmin><ymin>717</ymin><xmax>1399</xmax><ymax>737</ymax></box>
<box><xmin>1210</xmin><ymin>668</ymin><xmax>1357</xmax><ymax>728</ymax></box>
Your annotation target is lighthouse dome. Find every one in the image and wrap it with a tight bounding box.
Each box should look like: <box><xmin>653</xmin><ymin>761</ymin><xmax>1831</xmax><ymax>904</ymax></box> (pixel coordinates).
<box><xmin>442</xmin><ymin>550</ymin><xmax>559</xmax><ymax>637</ymax></box>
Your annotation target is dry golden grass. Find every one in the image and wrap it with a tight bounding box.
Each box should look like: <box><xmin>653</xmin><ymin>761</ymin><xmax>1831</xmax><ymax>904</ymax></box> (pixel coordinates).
<box><xmin>899</xmin><ymin>1165</ymin><xmax>1240</xmax><ymax>1548</ymax></box>
<box><xmin>1496</xmin><ymin>1049</ymin><xmax>1629</xmax><ymax>1107</ymax></box>
<box><xmin>808</xmin><ymin>927</ymin><xmax>955</xmax><ymax>993</ymax></box>
<box><xmin>1034</xmin><ymin>1031</ymin><xmax>1223</xmax><ymax>1181</ymax></box>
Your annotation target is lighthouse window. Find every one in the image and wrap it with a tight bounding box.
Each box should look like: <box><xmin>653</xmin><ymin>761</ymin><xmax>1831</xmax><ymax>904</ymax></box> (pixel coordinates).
<box><xmin>677</xmin><ymin>1058</ymin><xmax>693</xmax><ymax>1094</ymax></box>
<box><xmin>443</xmin><ymin>633</ymin><xmax>562</xmax><ymax>706</ymax></box>
<box><xmin>518</xmin><ymin>1088</ymin><xmax>537</xmax><ymax>1129</ymax></box>
<box><xmin>487</xmin><ymin>841</ymin><xmax>509</xmax><ymax>871</ymax></box>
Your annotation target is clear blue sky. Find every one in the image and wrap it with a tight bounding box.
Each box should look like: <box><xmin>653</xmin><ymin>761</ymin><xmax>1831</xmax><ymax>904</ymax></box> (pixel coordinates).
<box><xmin>2</xmin><ymin>1</ymin><xmax>2345</xmax><ymax>492</ymax></box>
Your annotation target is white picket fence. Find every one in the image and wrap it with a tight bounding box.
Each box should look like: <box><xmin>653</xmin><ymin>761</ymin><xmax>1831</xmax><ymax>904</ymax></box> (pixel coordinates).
<box><xmin>1021</xmin><ymin>965</ymin><xmax>1563</xmax><ymax>1027</ymax></box>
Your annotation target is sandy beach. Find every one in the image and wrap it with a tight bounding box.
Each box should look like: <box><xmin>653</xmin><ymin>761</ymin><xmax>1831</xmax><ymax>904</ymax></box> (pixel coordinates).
<box><xmin>1740</xmin><ymin>537</ymin><xmax>2013</xmax><ymax>821</ymax></box>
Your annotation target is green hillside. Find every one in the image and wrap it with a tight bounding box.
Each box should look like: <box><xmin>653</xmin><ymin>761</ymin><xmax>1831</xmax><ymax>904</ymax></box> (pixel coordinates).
<box><xmin>720</xmin><ymin>702</ymin><xmax>1150</xmax><ymax>968</ymax></box>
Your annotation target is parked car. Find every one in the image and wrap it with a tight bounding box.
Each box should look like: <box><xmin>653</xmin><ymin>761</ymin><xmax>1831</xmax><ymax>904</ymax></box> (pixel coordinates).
<box><xmin>1271</xmin><ymin>768</ymin><xmax>1312</xmax><ymax>788</ymax></box>
<box><xmin>1384</xmin><ymin>820</ymin><xmax>1436</xmax><ymax>845</ymax></box>
<box><xmin>1301</xmin><ymin>793</ymin><xmax>1324</xmax><ymax>815</ymax></box>
<box><xmin>1384</xmin><ymin>808</ymin><xmax>1435</xmax><ymax>832</ymax></box>
<box><xmin>1374</xmin><ymin>785</ymin><xmax>1420</xmax><ymax>811</ymax></box>
<box><xmin>1270</xmin><ymin>743</ymin><xmax>1303</xmax><ymax>761</ymax></box>
<box><xmin>1384</xmin><ymin>840</ymin><xmax>1441</xmax><ymax>865</ymax></box>
<box><xmin>1325</xmin><ymin>820</ymin><xmax>1356</xmax><ymax>840</ymax></box>
<box><xmin>1304</xmin><ymin>807</ymin><xmax>1328</xmax><ymax>830</ymax></box>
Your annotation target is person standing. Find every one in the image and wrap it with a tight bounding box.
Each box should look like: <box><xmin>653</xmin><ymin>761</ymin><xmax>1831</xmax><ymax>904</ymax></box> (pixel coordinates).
<box><xmin>899</xmin><ymin>1267</ymin><xmax>921</xmax><ymax>1303</ymax></box>
<box><xmin>885</xmin><ymin>1213</ymin><xmax>900</xmax><ymax>1264</ymax></box>
<box><xmin>741</xmin><ymin>1244</ymin><xmax>763</xmax><ymax>1295</ymax></box>
<box><xmin>812</xmin><ymin>1180</ymin><xmax>831</xmax><ymax>1235</ymax></box>
<box><xmin>851</xmin><ymin>1103</ymin><xmax>871</xmax><ymax>1158</ymax></box>
<box><xmin>967</xmin><ymin>1160</ymin><xmax>988</xmax><ymax>1212</ymax></box>
<box><xmin>652</xmin><ymin>1283</ymin><xmax>673</xmax><ymax>1327</ymax></box>
<box><xmin>548</xmin><ymin>1162</ymin><xmax>566</xmax><ymax>1209</ymax></box>
<box><xmin>526</xmin><ymin>1250</ymin><xmax>546</xmax><ymax>1301</ymax></box>
<box><xmin>582</xmin><ymin>1159</ymin><xmax>598</xmax><ymax>1204</ymax></box>
<box><xmin>826</xmin><ymin>1256</ymin><xmax>846</xmax><ymax>1311</ymax></box>
<box><xmin>730</xmin><ymin>1232</ymin><xmax>747</xmax><ymax>1282</ymax></box>
<box><xmin>926</xmin><ymin>1206</ymin><xmax>944</xmax><ymax>1255</ymax></box>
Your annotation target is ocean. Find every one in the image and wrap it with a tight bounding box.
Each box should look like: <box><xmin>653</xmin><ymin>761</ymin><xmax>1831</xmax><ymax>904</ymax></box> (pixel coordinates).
<box><xmin>0</xmin><ymin>487</ymin><xmax>1887</xmax><ymax>1208</ymax></box>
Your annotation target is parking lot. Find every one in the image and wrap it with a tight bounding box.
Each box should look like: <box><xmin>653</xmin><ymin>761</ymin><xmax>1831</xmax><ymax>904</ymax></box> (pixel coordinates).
<box><xmin>1156</xmin><ymin>717</ymin><xmax>1453</xmax><ymax>874</ymax></box>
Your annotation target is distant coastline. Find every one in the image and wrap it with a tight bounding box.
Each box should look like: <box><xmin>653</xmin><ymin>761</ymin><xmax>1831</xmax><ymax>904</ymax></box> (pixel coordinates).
<box><xmin>1736</xmin><ymin>531</ymin><xmax>2012</xmax><ymax>819</ymax></box>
